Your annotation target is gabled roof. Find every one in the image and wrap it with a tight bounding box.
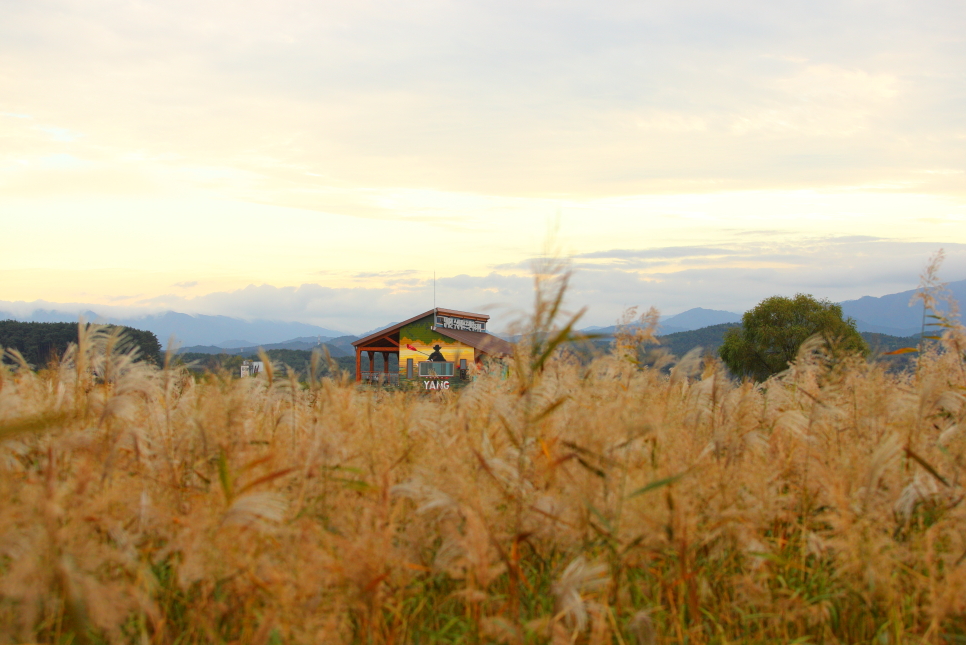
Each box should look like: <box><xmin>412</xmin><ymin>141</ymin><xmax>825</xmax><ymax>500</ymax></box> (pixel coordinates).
<box><xmin>436</xmin><ymin>328</ymin><xmax>514</xmax><ymax>357</ymax></box>
<box><xmin>352</xmin><ymin>309</ymin><xmax>436</xmax><ymax>348</ymax></box>
<box><xmin>351</xmin><ymin>308</ymin><xmax>512</xmax><ymax>357</ymax></box>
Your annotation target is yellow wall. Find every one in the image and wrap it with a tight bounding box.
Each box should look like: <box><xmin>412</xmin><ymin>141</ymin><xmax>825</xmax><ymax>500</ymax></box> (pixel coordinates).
<box><xmin>398</xmin><ymin>316</ymin><xmax>474</xmax><ymax>377</ymax></box>
<box><xmin>398</xmin><ymin>341</ymin><xmax>473</xmax><ymax>375</ymax></box>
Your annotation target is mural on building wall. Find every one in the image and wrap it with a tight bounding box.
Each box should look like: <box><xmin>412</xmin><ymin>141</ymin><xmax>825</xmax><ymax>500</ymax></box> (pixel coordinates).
<box><xmin>398</xmin><ymin>314</ymin><xmax>473</xmax><ymax>377</ymax></box>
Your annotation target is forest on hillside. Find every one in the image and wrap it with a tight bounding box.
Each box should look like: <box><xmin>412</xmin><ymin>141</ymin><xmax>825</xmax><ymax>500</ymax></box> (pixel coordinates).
<box><xmin>176</xmin><ymin>350</ymin><xmax>358</xmax><ymax>378</ymax></box>
<box><xmin>0</xmin><ymin>320</ymin><xmax>162</xmax><ymax>367</ymax></box>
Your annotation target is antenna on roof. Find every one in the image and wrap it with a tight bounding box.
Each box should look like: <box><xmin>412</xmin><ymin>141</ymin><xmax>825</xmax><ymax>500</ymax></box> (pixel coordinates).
<box><xmin>431</xmin><ymin>270</ymin><xmax>437</xmax><ymax>330</ymax></box>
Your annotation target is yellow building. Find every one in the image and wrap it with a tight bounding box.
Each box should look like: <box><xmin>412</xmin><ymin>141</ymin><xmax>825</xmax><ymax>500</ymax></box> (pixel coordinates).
<box><xmin>352</xmin><ymin>308</ymin><xmax>513</xmax><ymax>388</ymax></box>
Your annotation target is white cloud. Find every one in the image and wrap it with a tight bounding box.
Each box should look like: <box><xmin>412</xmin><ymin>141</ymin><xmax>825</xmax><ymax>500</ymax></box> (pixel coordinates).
<box><xmin>2</xmin><ymin>0</ymin><xmax>963</xmax><ymax>197</ymax></box>
<box><xmin>0</xmin><ymin>0</ymin><xmax>963</xmax><ymax>312</ymax></box>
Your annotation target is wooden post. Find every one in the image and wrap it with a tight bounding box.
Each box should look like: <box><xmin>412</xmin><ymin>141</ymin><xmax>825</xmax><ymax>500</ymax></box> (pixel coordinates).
<box><xmin>382</xmin><ymin>352</ymin><xmax>390</xmax><ymax>376</ymax></box>
<box><xmin>367</xmin><ymin>351</ymin><xmax>375</xmax><ymax>382</ymax></box>
<box><xmin>355</xmin><ymin>347</ymin><xmax>362</xmax><ymax>382</ymax></box>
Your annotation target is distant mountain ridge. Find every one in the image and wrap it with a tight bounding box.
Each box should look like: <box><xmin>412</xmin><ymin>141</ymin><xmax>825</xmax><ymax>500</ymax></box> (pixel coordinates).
<box><xmin>3</xmin><ymin>278</ymin><xmax>962</xmax><ymax>349</ymax></box>
<box><xmin>662</xmin><ymin>307</ymin><xmax>742</xmax><ymax>331</ymax></box>
<box><xmin>840</xmin><ymin>278</ymin><xmax>966</xmax><ymax>337</ymax></box>
<box><xmin>178</xmin><ymin>335</ymin><xmax>358</xmax><ymax>357</ymax></box>
<box><xmin>358</xmin><ymin>322</ymin><xmax>400</xmax><ymax>338</ymax></box>
<box><xmin>216</xmin><ymin>339</ymin><xmax>260</xmax><ymax>349</ymax></box>
<box><xmin>0</xmin><ymin>309</ymin><xmax>348</xmax><ymax>348</ymax></box>
<box><xmin>584</xmin><ymin>307</ymin><xmax>741</xmax><ymax>336</ymax></box>
<box><xmin>582</xmin><ymin>281</ymin><xmax>966</xmax><ymax>339</ymax></box>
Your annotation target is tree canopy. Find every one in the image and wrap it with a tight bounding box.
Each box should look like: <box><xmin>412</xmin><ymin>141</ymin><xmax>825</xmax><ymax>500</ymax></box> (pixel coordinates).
<box><xmin>0</xmin><ymin>321</ymin><xmax>162</xmax><ymax>367</ymax></box>
<box><xmin>719</xmin><ymin>294</ymin><xmax>868</xmax><ymax>380</ymax></box>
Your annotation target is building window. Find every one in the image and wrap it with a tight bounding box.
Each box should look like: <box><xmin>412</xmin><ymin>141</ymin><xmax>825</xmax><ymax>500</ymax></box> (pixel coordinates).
<box><xmin>406</xmin><ymin>358</ymin><xmax>414</xmax><ymax>378</ymax></box>
<box><xmin>418</xmin><ymin>361</ymin><xmax>454</xmax><ymax>377</ymax></box>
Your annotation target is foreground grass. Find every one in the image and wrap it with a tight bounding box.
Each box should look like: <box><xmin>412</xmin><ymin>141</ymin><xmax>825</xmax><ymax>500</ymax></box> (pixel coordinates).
<box><xmin>1</xmin><ymin>316</ymin><xmax>966</xmax><ymax>644</ymax></box>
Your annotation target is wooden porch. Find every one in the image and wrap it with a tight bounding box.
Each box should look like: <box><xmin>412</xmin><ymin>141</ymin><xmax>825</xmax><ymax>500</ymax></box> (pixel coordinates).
<box><xmin>353</xmin><ymin>329</ymin><xmax>400</xmax><ymax>383</ymax></box>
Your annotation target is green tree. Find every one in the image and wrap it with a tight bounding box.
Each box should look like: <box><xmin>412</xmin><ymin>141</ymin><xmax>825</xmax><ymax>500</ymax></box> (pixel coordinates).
<box><xmin>0</xmin><ymin>321</ymin><xmax>161</xmax><ymax>367</ymax></box>
<box><xmin>719</xmin><ymin>294</ymin><xmax>868</xmax><ymax>380</ymax></box>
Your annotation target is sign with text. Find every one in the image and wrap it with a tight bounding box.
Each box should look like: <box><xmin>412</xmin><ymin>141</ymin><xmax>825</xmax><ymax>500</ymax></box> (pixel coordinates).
<box><xmin>436</xmin><ymin>315</ymin><xmax>485</xmax><ymax>332</ymax></box>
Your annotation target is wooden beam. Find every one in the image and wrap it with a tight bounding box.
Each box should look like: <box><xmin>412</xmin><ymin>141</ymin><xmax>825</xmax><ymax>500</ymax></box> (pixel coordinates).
<box><xmin>358</xmin><ymin>346</ymin><xmax>400</xmax><ymax>352</ymax></box>
<box><xmin>355</xmin><ymin>347</ymin><xmax>361</xmax><ymax>382</ymax></box>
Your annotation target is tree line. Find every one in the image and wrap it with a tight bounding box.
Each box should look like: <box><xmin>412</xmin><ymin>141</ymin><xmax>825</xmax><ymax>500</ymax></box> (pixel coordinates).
<box><xmin>0</xmin><ymin>320</ymin><xmax>162</xmax><ymax>367</ymax></box>
<box><xmin>177</xmin><ymin>350</ymin><xmax>358</xmax><ymax>379</ymax></box>
<box><xmin>2</xmin><ymin>296</ymin><xmax>930</xmax><ymax>381</ymax></box>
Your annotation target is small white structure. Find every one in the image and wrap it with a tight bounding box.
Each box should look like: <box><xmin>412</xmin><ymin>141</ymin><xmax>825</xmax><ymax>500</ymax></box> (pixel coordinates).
<box><xmin>240</xmin><ymin>360</ymin><xmax>264</xmax><ymax>378</ymax></box>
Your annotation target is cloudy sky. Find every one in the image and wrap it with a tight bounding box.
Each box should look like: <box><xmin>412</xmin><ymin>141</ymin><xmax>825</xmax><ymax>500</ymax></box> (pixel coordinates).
<box><xmin>1</xmin><ymin>0</ymin><xmax>963</xmax><ymax>332</ymax></box>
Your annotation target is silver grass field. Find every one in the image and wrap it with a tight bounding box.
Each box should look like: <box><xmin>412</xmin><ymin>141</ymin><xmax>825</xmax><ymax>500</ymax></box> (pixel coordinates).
<box><xmin>2</xmin><ymin>272</ymin><xmax>966</xmax><ymax>644</ymax></box>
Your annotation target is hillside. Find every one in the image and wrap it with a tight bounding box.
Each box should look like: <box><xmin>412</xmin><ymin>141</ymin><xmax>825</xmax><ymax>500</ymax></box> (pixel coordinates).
<box><xmin>0</xmin><ymin>307</ymin><xmax>349</xmax><ymax>348</ymax></box>
<box><xmin>177</xmin><ymin>350</ymin><xmax>357</xmax><ymax>378</ymax></box>
<box><xmin>586</xmin><ymin>307</ymin><xmax>741</xmax><ymax>336</ymax></box>
<box><xmin>652</xmin><ymin>323</ymin><xmax>921</xmax><ymax>364</ymax></box>
<box><xmin>0</xmin><ymin>320</ymin><xmax>162</xmax><ymax>366</ymax></box>
<box><xmin>177</xmin><ymin>335</ymin><xmax>358</xmax><ymax>357</ymax></box>
<box><xmin>656</xmin><ymin>322</ymin><xmax>740</xmax><ymax>356</ymax></box>
<box><xmin>841</xmin><ymin>278</ymin><xmax>966</xmax><ymax>336</ymax></box>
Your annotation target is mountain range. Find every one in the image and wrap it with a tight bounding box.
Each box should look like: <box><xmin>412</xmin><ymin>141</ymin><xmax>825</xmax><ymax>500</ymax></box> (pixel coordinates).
<box><xmin>0</xmin><ymin>309</ymin><xmax>347</xmax><ymax>348</ymax></box>
<box><xmin>584</xmin><ymin>307</ymin><xmax>742</xmax><ymax>336</ymax></box>
<box><xmin>840</xmin><ymin>279</ymin><xmax>966</xmax><ymax>336</ymax></box>
<box><xmin>178</xmin><ymin>335</ymin><xmax>358</xmax><ymax>357</ymax></box>
<box><xmin>1</xmin><ymin>278</ymin><xmax>962</xmax><ymax>348</ymax></box>
<box><xmin>584</xmin><ymin>279</ymin><xmax>966</xmax><ymax>338</ymax></box>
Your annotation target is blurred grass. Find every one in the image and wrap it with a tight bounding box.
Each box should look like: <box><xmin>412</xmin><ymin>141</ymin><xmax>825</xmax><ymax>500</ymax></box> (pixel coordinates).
<box><xmin>1</xmin><ymin>289</ymin><xmax>966</xmax><ymax>644</ymax></box>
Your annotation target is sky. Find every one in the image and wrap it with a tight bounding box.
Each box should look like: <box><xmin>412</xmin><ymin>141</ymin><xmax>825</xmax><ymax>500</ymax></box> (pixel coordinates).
<box><xmin>1</xmin><ymin>0</ymin><xmax>964</xmax><ymax>333</ymax></box>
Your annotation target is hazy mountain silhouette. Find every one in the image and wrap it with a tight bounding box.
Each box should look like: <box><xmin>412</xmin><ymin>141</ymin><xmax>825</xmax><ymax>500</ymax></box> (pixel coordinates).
<box><xmin>0</xmin><ymin>309</ymin><xmax>348</xmax><ymax>348</ymax></box>
<box><xmin>4</xmin><ymin>279</ymin><xmax>963</xmax><ymax>349</ymax></box>
<box><xmin>582</xmin><ymin>282</ymin><xmax>965</xmax><ymax>339</ymax></box>
<box><xmin>179</xmin><ymin>335</ymin><xmax>357</xmax><ymax>357</ymax></box>
<box><xmin>840</xmin><ymin>278</ymin><xmax>966</xmax><ymax>336</ymax></box>
<box><xmin>584</xmin><ymin>307</ymin><xmax>741</xmax><ymax>336</ymax></box>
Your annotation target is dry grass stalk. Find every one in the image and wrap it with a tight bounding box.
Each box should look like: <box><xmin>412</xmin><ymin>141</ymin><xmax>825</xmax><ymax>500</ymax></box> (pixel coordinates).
<box><xmin>0</xmin><ymin>300</ymin><xmax>964</xmax><ymax>643</ymax></box>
